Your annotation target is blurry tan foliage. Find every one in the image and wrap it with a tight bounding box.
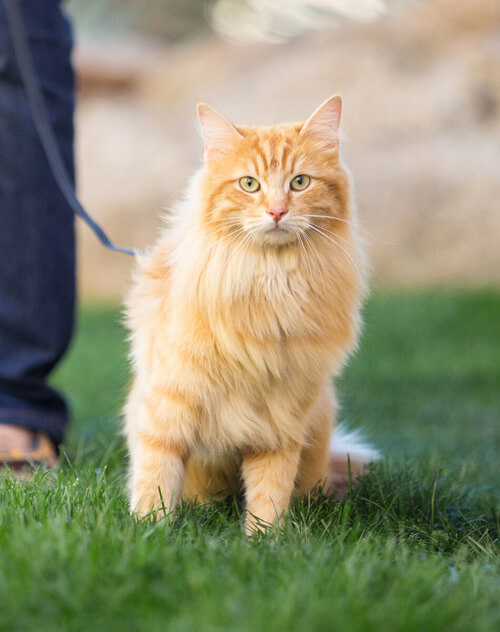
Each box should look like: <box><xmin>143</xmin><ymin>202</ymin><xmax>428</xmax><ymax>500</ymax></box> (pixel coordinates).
<box><xmin>71</xmin><ymin>0</ymin><xmax>500</xmax><ymax>298</ymax></box>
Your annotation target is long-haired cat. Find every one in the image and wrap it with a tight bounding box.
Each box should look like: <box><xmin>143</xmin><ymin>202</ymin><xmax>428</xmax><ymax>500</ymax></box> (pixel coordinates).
<box><xmin>124</xmin><ymin>95</ymin><xmax>378</xmax><ymax>534</ymax></box>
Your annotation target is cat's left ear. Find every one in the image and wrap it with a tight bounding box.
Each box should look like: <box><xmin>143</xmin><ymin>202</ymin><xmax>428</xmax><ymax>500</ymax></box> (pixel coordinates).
<box><xmin>197</xmin><ymin>103</ymin><xmax>243</xmax><ymax>159</ymax></box>
<box><xmin>300</xmin><ymin>95</ymin><xmax>342</xmax><ymax>148</ymax></box>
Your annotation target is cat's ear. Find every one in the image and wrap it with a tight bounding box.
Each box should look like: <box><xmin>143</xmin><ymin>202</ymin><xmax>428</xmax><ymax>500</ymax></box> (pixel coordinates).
<box><xmin>197</xmin><ymin>103</ymin><xmax>243</xmax><ymax>158</ymax></box>
<box><xmin>300</xmin><ymin>95</ymin><xmax>342</xmax><ymax>148</ymax></box>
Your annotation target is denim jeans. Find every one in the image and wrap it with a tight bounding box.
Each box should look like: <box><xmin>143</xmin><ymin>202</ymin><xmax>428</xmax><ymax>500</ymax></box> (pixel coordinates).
<box><xmin>0</xmin><ymin>0</ymin><xmax>75</xmax><ymax>447</ymax></box>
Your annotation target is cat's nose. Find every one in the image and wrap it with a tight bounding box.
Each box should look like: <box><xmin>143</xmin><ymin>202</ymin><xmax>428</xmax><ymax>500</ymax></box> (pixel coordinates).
<box><xmin>267</xmin><ymin>208</ymin><xmax>288</xmax><ymax>223</ymax></box>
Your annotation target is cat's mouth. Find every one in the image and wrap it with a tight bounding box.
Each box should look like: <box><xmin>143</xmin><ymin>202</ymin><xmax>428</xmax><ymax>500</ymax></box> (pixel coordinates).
<box><xmin>263</xmin><ymin>224</ymin><xmax>293</xmax><ymax>240</ymax></box>
<box><xmin>268</xmin><ymin>224</ymin><xmax>286</xmax><ymax>232</ymax></box>
<box><xmin>252</xmin><ymin>222</ymin><xmax>299</xmax><ymax>247</ymax></box>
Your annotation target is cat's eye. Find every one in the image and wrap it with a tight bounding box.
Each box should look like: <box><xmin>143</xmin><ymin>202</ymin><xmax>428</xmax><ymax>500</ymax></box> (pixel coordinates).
<box><xmin>239</xmin><ymin>176</ymin><xmax>260</xmax><ymax>193</ymax></box>
<box><xmin>290</xmin><ymin>174</ymin><xmax>311</xmax><ymax>191</ymax></box>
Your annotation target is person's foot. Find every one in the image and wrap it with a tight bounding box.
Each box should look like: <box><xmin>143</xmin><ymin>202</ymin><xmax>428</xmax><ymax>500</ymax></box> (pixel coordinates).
<box><xmin>0</xmin><ymin>424</ymin><xmax>35</xmax><ymax>451</ymax></box>
<box><xmin>0</xmin><ymin>423</ymin><xmax>57</xmax><ymax>474</ymax></box>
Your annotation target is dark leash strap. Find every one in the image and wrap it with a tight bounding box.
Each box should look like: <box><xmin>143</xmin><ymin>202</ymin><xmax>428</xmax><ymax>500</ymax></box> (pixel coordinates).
<box><xmin>3</xmin><ymin>0</ymin><xmax>138</xmax><ymax>257</ymax></box>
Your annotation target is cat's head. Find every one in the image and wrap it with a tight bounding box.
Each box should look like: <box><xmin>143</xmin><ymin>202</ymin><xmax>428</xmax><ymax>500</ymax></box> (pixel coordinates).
<box><xmin>196</xmin><ymin>96</ymin><xmax>351</xmax><ymax>249</ymax></box>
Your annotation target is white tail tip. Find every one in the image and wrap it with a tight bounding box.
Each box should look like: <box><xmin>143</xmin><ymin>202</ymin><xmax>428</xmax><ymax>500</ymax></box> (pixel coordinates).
<box><xmin>329</xmin><ymin>422</ymin><xmax>381</xmax><ymax>463</ymax></box>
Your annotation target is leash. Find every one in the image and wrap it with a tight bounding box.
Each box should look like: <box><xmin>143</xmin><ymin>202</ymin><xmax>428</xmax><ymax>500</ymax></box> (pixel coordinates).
<box><xmin>3</xmin><ymin>0</ymin><xmax>138</xmax><ymax>257</ymax></box>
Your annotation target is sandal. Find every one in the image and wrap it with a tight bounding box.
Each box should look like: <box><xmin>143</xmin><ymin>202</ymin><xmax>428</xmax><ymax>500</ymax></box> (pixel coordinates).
<box><xmin>0</xmin><ymin>431</ymin><xmax>58</xmax><ymax>474</ymax></box>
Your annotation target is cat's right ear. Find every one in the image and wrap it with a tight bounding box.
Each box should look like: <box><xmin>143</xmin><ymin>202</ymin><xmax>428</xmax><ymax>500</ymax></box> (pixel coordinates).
<box><xmin>197</xmin><ymin>103</ymin><xmax>243</xmax><ymax>159</ymax></box>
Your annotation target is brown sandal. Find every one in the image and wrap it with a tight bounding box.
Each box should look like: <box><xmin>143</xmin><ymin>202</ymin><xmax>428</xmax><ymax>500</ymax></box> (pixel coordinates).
<box><xmin>0</xmin><ymin>431</ymin><xmax>57</xmax><ymax>474</ymax></box>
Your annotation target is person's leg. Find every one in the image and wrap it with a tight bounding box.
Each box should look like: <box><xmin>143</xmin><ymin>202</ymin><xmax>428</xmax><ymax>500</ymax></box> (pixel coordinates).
<box><xmin>0</xmin><ymin>0</ymin><xmax>76</xmax><ymax>452</ymax></box>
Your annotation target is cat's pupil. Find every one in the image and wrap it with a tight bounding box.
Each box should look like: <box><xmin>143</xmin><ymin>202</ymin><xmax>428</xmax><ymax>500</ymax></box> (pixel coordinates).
<box><xmin>297</xmin><ymin>176</ymin><xmax>302</xmax><ymax>185</ymax></box>
<box><xmin>247</xmin><ymin>178</ymin><xmax>253</xmax><ymax>185</ymax></box>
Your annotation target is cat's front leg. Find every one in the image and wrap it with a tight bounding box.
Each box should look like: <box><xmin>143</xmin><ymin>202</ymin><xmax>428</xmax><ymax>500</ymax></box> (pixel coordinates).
<box><xmin>130</xmin><ymin>434</ymin><xmax>188</xmax><ymax>520</ymax></box>
<box><xmin>242</xmin><ymin>444</ymin><xmax>301</xmax><ymax>535</ymax></box>
<box><xmin>127</xmin><ymin>393</ymin><xmax>193</xmax><ymax>520</ymax></box>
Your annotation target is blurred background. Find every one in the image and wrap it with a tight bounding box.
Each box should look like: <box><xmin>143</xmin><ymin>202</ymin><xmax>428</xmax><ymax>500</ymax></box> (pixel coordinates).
<box><xmin>65</xmin><ymin>0</ymin><xmax>500</xmax><ymax>298</ymax></box>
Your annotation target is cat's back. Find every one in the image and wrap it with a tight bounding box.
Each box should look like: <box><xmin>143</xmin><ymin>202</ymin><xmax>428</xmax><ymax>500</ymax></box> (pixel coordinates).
<box><xmin>125</xmin><ymin>238</ymin><xmax>175</xmax><ymax>362</ymax></box>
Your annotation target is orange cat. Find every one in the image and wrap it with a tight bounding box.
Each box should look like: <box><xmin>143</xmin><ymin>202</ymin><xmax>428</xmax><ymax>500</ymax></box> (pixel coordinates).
<box><xmin>124</xmin><ymin>95</ymin><xmax>378</xmax><ymax>534</ymax></box>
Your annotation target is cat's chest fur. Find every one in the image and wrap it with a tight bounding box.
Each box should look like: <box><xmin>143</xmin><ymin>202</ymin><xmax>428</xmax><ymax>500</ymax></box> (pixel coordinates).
<box><xmin>168</xmin><ymin>264</ymin><xmax>346</xmax><ymax>454</ymax></box>
<box><xmin>135</xmin><ymin>245</ymin><xmax>359</xmax><ymax>455</ymax></box>
<box><xmin>172</xmin><ymin>251</ymin><xmax>356</xmax><ymax>391</ymax></box>
<box><xmin>193</xmin><ymin>262</ymin><xmax>330</xmax><ymax>367</ymax></box>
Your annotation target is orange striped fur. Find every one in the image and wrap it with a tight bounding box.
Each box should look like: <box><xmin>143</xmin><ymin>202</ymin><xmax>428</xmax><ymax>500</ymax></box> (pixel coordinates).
<box><xmin>124</xmin><ymin>96</ymin><xmax>374</xmax><ymax>534</ymax></box>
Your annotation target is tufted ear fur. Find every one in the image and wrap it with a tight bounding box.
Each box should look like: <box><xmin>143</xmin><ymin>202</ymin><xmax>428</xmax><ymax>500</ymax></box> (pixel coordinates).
<box><xmin>300</xmin><ymin>95</ymin><xmax>342</xmax><ymax>148</ymax></box>
<box><xmin>197</xmin><ymin>103</ymin><xmax>243</xmax><ymax>158</ymax></box>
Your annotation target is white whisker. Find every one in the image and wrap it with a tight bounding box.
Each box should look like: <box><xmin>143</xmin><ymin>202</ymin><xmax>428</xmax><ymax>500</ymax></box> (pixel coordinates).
<box><xmin>296</xmin><ymin>231</ymin><xmax>312</xmax><ymax>282</ymax></box>
<box><xmin>297</xmin><ymin>231</ymin><xmax>317</xmax><ymax>288</ymax></box>
<box><xmin>221</xmin><ymin>230</ymin><xmax>255</xmax><ymax>275</ymax></box>
<box><xmin>304</xmin><ymin>214</ymin><xmax>396</xmax><ymax>244</ymax></box>
<box><xmin>301</xmin><ymin>230</ymin><xmax>325</xmax><ymax>290</ymax></box>
<box><xmin>308</xmin><ymin>223</ymin><xmax>353</xmax><ymax>247</ymax></box>
<box><xmin>304</xmin><ymin>214</ymin><xmax>356</xmax><ymax>226</ymax></box>
<box><xmin>203</xmin><ymin>226</ymin><xmax>247</xmax><ymax>259</ymax></box>
<box><xmin>201</xmin><ymin>223</ymin><xmax>243</xmax><ymax>242</ymax></box>
<box><xmin>308</xmin><ymin>225</ymin><xmax>363</xmax><ymax>279</ymax></box>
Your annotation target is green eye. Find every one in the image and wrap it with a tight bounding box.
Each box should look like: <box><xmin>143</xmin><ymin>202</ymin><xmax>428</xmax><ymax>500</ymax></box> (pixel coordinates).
<box><xmin>290</xmin><ymin>174</ymin><xmax>311</xmax><ymax>191</ymax></box>
<box><xmin>239</xmin><ymin>176</ymin><xmax>260</xmax><ymax>193</ymax></box>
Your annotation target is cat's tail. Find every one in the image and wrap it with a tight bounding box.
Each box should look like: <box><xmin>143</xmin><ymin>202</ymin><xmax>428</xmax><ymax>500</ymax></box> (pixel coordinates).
<box><xmin>327</xmin><ymin>423</ymin><xmax>381</xmax><ymax>496</ymax></box>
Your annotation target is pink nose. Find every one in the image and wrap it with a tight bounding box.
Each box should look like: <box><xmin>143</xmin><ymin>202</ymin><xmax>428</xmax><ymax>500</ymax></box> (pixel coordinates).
<box><xmin>268</xmin><ymin>208</ymin><xmax>288</xmax><ymax>222</ymax></box>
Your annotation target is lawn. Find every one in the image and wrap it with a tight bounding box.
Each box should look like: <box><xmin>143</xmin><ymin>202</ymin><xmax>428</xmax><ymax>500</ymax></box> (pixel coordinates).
<box><xmin>0</xmin><ymin>289</ymin><xmax>498</xmax><ymax>632</ymax></box>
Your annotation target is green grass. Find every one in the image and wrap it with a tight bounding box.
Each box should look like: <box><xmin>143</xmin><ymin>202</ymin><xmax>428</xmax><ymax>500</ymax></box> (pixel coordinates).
<box><xmin>1</xmin><ymin>289</ymin><xmax>499</xmax><ymax>631</ymax></box>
